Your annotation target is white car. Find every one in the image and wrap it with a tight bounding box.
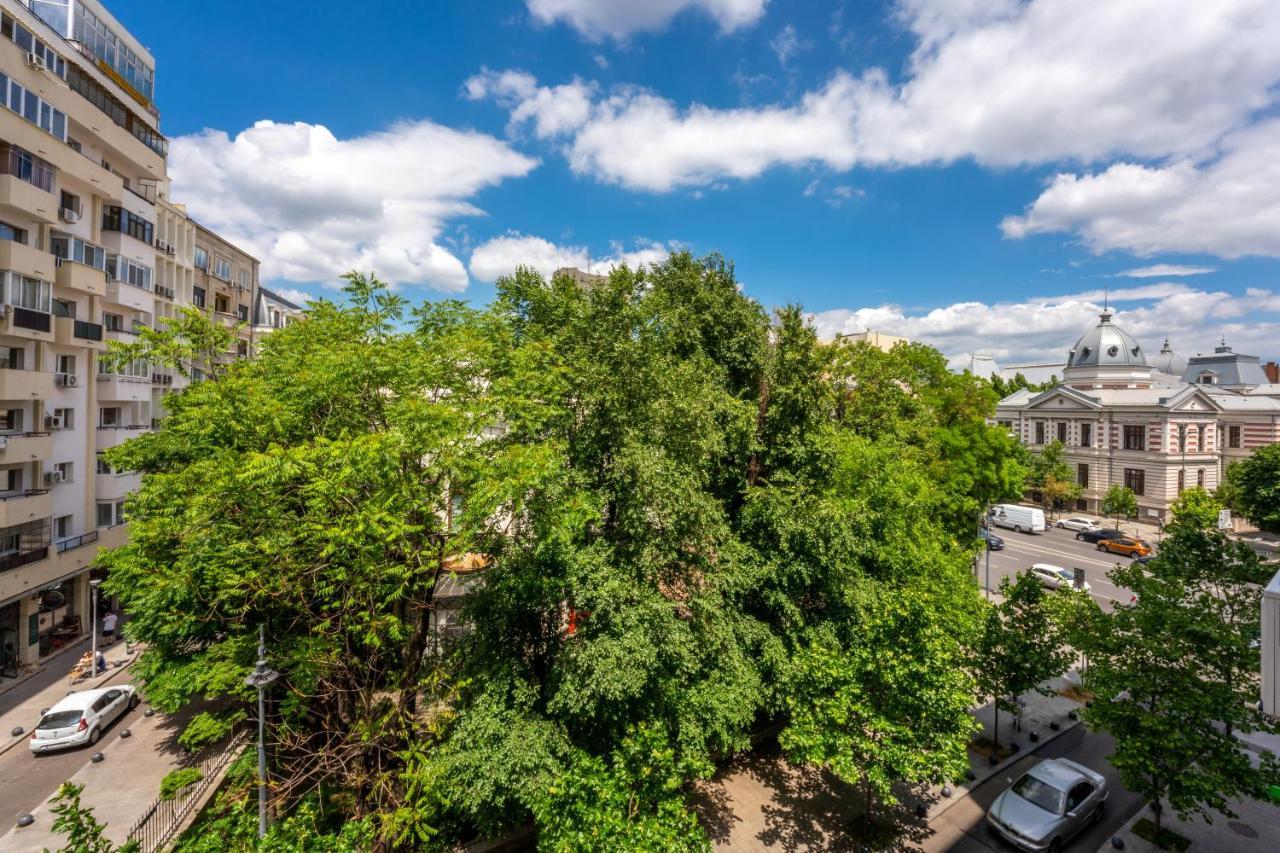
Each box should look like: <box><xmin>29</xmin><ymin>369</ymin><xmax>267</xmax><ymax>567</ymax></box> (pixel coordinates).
<box><xmin>1028</xmin><ymin>564</ymin><xmax>1092</xmax><ymax>594</ymax></box>
<box><xmin>1055</xmin><ymin>517</ymin><xmax>1101</xmax><ymax>532</ymax></box>
<box><xmin>29</xmin><ymin>685</ymin><xmax>138</xmax><ymax>753</ymax></box>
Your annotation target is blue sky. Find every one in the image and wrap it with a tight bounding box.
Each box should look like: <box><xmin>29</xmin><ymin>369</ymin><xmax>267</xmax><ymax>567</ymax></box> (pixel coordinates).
<box><xmin>108</xmin><ymin>0</ymin><xmax>1280</xmax><ymax>365</ymax></box>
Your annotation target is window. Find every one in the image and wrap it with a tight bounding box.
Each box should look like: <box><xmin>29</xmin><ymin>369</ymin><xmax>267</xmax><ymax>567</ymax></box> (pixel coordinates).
<box><xmin>63</xmin><ymin>66</ymin><xmax>167</xmax><ymax>157</ymax></box>
<box><xmin>0</xmin><ymin>346</ymin><xmax>23</xmax><ymax>370</ymax></box>
<box><xmin>51</xmin><ymin>234</ymin><xmax>106</xmax><ymax>269</ymax></box>
<box><xmin>55</xmin><ymin>354</ymin><xmax>75</xmax><ymax>376</ymax></box>
<box><xmin>213</xmin><ymin>257</ymin><xmax>232</xmax><ymax>280</ymax></box>
<box><xmin>0</xmin><ymin>408</ymin><xmax>21</xmax><ymax>432</ymax></box>
<box><xmin>101</xmin><ymin>206</ymin><xmax>154</xmax><ymax>244</ymax></box>
<box><xmin>238</xmin><ymin>268</ymin><xmax>251</xmax><ymax>290</ymax></box>
<box><xmin>54</xmin><ymin>514</ymin><xmax>72</xmax><ymax>540</ymax></box>
<box><xmin>1228</xmin><ymin>425</ymin><xmax>1241</xmax><ymax>449</ymax></box>
<box><xmin>0</xmin><ymin>218</ymin><xmax>26</xmax><ymax>244</ymax></box>
<box><xmin>59</xmin><ymin>190</ymin><xmax>81</xmax><ymax>217</ymax></box>
<box><xmin>193</xmin><ymin>247</ymin><xmax>208</xmax><ymax>270</ymax></box>
<box><xmin>1198</xmin><ymin>371</ymin><xmax>1217</xmax><ymax>384</ymax></box>
<box><xmin>1177</xmin><ymin>426</ymin><xmax>1187</xmax><ymax>453</ymax></box>
<box><xmin>0</xmin><ymin>142</ymin><xmax>55</xmax><ymax>192</ymax></box>
<box><xmin>1056</xmin><ymin>421</ymin><xmax>1068</xmax><ymax>443</ymax></box>
<box><xmin>1123</xmin><ymin>424</ymin><xmax>1145</xmax><ymax>451</ymax></box>
<box><xmin>4</xmin><ymin>468</ymin><xmax>21</xmax><ymax>492</ymax></box>
<box><xmin>102</xmin><ymin>312</ymin><xmax>124</xmax><ymax>332</ymax></box>
<box><xmin>71</xmin><ymin>2</ymin><xmax>154</xmax><ymax>102</ymax></box>
<box><xmin>53</xmin><ymin>461</ymin><xmax>72</xmax><ymax>483</ymax></box>
<box><xmin>214</xmin><ymin>294</ymin><xmax>229</xmax><ymax>314</ymax></box>
<box><xmin>1197</xmin><ymin>469</ymin><xmax>1205</xmax><ymax>487</ymax></box>
<box><xmin>97</xmin><ymin>454</ymin><xmax>112</xmax><ymax>475</ymax></box>
<box><xmin>1197</xmin><ymin>425</ymin><xmax>1206</xmax><ymax>451</ymax></box>
<box><xmin>1034</xmin><ymin>421</ymin><xmax>1045</xmax><ymax>444</ymax></box>
<box><xmin>237</xmin><ymin>304</ymin><xmax>249</xmax><ymax>321</ymax></box>
<box><xmin>1080</xmin><ymin>423</ymin><xmax>1092</xmax><ymax>447</ymax></box>
<box><xmin>53</xmin><ymin>408</ymin><xmax>73</xmax><ymax>429</ymax></box>
<box><xmin>5</xmin><ymin>12</ymin><xmax>68</xmax><ymax>77</ymax></box>
<box><xmin>4</xmin><ymin>273</ymin><xmax>52</xmax><ymax>313</ymax></box>
<box><xmin>1066</xmin><ymin>782</ymin><xmax>1095</xmax><ymax>814</ymax></box>
<box><xmin>1124</xmin><ymin>468</ymin><xmax>1145</xmax><ymax>496</ymax></box>
<box><xmin>192</xmin><ymin>287</ymin><xmax>205</xmax><ymax>309</ymax></box>
<box><xmin>1077</xmin><ymin>464</ymin><xmax>1089</xmax><ymax>487</ymax></box>
<box><xmin>95</xmin><ymin>502</ymin><xmax>114</xmax><ymax>528</ymax></box>
<box><xmin>99</xmin><ymin>407</ymin><xmax>120</xmax><ymax>427</ymax></box>
<box><xmin>106</xmin><ymin>255</ymin><xmax>152</xmax><ymax>290</ymax></box>
<box><xmin>0</xmin><ymin>74</ymin><xmax>68</xmax><ymax>140</ymax></box>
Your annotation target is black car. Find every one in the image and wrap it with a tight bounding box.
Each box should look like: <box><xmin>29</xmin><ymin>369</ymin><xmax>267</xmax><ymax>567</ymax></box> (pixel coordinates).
<box><xmin>1075</xmin><ymin>527</ymin><xmax>1125</xmax><ymax>544</ymax></box>
<box><xmin>980</xmin><ymin>528</ymin><xmax>1005</xmax><ymax>550</ymax></box>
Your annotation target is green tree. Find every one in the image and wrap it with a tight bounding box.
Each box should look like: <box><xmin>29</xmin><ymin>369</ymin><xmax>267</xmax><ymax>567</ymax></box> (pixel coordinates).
<box><xmin>1102</xmin><ymin>484</ymin><xmax>1138</xmax><ymax>529</ymax></box>
<box><xmin>973</xmin><ymin>573</ymin><xmax>1073</xmax><ymax>747</ymax></box>
<box><xmin>1167</xmin><ymin>486</ymin><xmax>1222</xmax><ymax>533</ymax></box>
<box><xmin>1079</xmin><ymin>526</ymin><xmax>1280</xmax><ymax>833</ymax></box>
<box><xmin>1027</xmin><ymin>440</ymin><xmax>1081</xmax><ymax>518</ymax></box>
<box><xmin>1224</xmin><ymin>444</ymin><xmax>1280</xmax><ymax>533</ymax></box>
<box><xmin>44</xmin><ymin>782</ymin><xmax>138</xmax><ymax>853</ymax></box>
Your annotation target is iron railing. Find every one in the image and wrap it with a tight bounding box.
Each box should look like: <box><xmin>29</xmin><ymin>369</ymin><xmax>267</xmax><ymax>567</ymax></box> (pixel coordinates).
<box><xmin>126</xmin><ymin>730</ymin><xmax>249</xmax><ymax>853</ymax></box>
<box><xmin>55</xmin><ymin>530</ymin><xmax>98</xmax><ymax>553</ymax></box>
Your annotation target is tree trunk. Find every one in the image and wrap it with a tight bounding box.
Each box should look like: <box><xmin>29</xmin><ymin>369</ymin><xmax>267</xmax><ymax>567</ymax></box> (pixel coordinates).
<box><xmin>1151</xmin><ymin>797</ymin><xmax>1163</xmax><ymax>834</ymax></box>
<box><xmin>992</xmin><ymin>700</ymin><xmax>1000</xmax><ymax>748</ymax></box>
<box><xmin>863</xmin><ymin>776</ymin><xmax>874</xmax><ymax>829</ymax></box>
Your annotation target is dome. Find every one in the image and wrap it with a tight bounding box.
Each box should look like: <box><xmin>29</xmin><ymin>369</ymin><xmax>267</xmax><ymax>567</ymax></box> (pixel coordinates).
<box><xmin>1066</xmin><ymin>312</ymin><xmax>1147</xmax><ymax>370</ymax></box>
<box><xmin>1150</xmin><ymin>338</ymin><xmax>1187</xmax><ymax>376</ymax></box>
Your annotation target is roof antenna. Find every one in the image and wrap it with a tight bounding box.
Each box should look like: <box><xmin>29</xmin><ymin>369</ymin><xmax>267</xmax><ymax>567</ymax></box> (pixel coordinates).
<box><xmin>1103</xmin><ymin>282</ymin><xmax>1109</xmax><ymax>314</ymax></box>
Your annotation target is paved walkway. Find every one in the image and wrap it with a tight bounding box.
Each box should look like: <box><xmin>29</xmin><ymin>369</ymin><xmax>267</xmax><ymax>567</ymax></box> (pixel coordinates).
<box><xmin>694</xmin><ymin>675</ymin><xmax>1087</xmax><ymax>851</ymax></box>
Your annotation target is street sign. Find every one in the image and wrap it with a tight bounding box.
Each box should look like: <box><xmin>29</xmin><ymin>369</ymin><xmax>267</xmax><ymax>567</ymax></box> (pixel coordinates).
<box><xmin>1218</xmin><ymin>509</ymin><xmax>1232</xmax><ymax>530</ymax></box>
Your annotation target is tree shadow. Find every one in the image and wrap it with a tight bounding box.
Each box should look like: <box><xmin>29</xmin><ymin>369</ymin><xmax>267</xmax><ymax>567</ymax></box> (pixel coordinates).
<box><xmin>690</xmin><ymin>775</ymin><xmax>739</xmax><ymax>844</ymax></box>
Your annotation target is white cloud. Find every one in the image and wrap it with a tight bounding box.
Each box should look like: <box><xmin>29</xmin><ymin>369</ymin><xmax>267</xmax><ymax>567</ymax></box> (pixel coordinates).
<box><xmin>268</xmin><ymin>286</ymin><xmax>316</xmax><ymax>307</ymax></box>
<box><xmin>525</xmin><ymin>0</ymin><xmax>768</xmax><ymax>40</ymax></box>
<box><xmin>1035</xmin><ymin>283</ymin><xmax>1192</xmax><ymax>305</ymax></box>
<box><xmin>465</xmin><ymin>69</ymin><xmax>596</xmax><ymax>139</ymax></box>
<box><xmin>770</xmin><ymin>24</ymin><xmax>810</xmax><ymax>67</ymax></box>
<box><xmin>468</xmin><ymin>233</ymin><xmax>674</xmax><ymax>282</ymax></box>
<box><xmin>168</xmin><ymin>120</ymin><xmax>537</xmax><ymax>292</ymax></box>
<box><xmin>1117</xmin><ymin>264</ymin><xmax>1218</xmax><ymax>278</ymax></box>
<box><xmin>808</xmin><ymin>285</ymin><xmax>1280</xmax><ymax>367</ymax></box>
<box><xmin>477</xmin><ymin>1</ymin><xmax>1280</xmax><ymax>192</ymax></box>
<box><xmin>1001</xmin><ymin>119</ymin><xmax>1280</xmax><ymax>259</ymax></box>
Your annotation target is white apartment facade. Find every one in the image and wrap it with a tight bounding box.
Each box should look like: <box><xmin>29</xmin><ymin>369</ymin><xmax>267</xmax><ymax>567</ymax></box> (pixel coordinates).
<box><xmin>0</xmin><ymin>0</ymin><xmax>257</xmax><ymax>680</ymax></box>
<box><xmin>996</xmin><ymin>312</ymin><xmax>1280</xmax><ymax>524</ymax></box>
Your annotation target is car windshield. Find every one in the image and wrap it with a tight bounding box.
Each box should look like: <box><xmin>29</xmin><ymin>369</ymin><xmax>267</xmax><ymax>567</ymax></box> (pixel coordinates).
<box><xmin>1055</xmin><ymin>570</ymin><xmax>1073</xmax><ymax>581</ymax></box>
<box><xmin>37</xmin><ymin>710</ymin><xmax>83</xmax><ymax>729</ymax></box>
<box><xmin>1012</xmin><ymin>773</ymin><xmax>1066</xmax><ymax>815</ymax></box>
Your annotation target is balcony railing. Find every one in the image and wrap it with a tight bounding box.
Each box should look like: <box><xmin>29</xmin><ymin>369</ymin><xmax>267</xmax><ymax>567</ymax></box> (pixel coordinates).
<box><xmin>74</xmin><ymin>320</ymin><xmax>103</xmax><ymax>341</ymax></box>
<box><xmin>0</xmin><ymin>489</ymin><xmax>50</xmax><ymax>501</ymax></box>
<box><xmin>97</xmin><ymin>424</ymin><xmax>149</xmax><ymax>430</ymax></box>
<box><xmin>56</xmin><ymin>530</ymin><xmax>99</xmax><ymax>553</ymax></box>
<box><xmin>11</xmin><ymin>307</ymin><xmax>51</xmax><ymax>332</ymax></box>
<box><xmin>0</xmin><ymin>545</ymin><xmax>49</xmax><ymax>573</ymax></box>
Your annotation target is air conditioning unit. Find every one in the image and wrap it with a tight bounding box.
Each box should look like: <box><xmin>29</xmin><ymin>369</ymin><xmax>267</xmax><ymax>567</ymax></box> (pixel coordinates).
<box><xmin>45</xmin><ymin>470</ymin><xmax>65</xmax><ymax>484</ymax></box>
<box><xmin>25</xmin><ymin>52</ymin><xmax>44</xmax><ymax>69</ymax></box>
<box><xmin>59</xmin><ymin>207</ymin><xmax>80</xmax><ymax>223</ymax></box>
<box><xmin>48</xmin><ymin>414</ymin><xmax>65</xmax><ymax>429</ymax></box>
<box><xmin>65</xmin><ymin>374</ymin><xmax>78</xmax><ymax>387</ymax></box>
<box><xmin>55</xmin><ymin>373</ymin><xmax>77</xmax><ymax>387</ymax></box>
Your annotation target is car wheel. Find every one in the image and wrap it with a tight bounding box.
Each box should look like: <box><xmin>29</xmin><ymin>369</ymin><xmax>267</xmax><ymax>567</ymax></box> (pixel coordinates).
<box><xmin>1076</xmin><ymin>533</ymin><xmax>1084</xmax><ymax>541</ymax></box>
<box><xmin>1057</xmin><ymin>522</ymin><xmax>1065</xmax><ymax>528</ymax></box>
<box><xmin>88</xmin><ymin>727</ymin><xmax>100</xmax><ymax>746</ymax></box>
<box><xmin>1097</xmin><ymin>544</ymin><xmax>1106</xmax><ymax>551</ymax></box>
<box><xmin>1014</xmin><ymin>525</ymin><xmax>1023</xmax><ymax>534</ymax></box>
<box><xmin>1093</xmin><ymin>800</ymin><xmax>1106</xmax><ymax>824</ymax></box>
<box><xmin>129</xmin><ymin>694</ymin><xmax>140</xmax><ymax>710</ymax></box>
<box><xmin>1048</xmin><ymin>838</ymin><xmax>1063</xmax><ymax>853</ymax></box>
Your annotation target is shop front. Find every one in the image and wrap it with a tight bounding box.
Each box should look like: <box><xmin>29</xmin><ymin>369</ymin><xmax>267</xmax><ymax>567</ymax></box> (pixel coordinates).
<box><xmin>0</xmin><ymin>599</ymin><xmax>18</xmax><ymax>679</ymax></box>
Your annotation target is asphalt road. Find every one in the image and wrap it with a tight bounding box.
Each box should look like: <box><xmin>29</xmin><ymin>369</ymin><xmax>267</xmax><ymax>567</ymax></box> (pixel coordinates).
<box><xmin>0</xmin><ymin>696</ymin><xmax>145</xmax><ymax>827</ymax></box>
<box><xmin>974</xmin><ymin>524</ymin><xmax>1146</xmax><ymax>612</ymax></box>
<box><xmin>929</xmin><ymin>725</ymin><xmax>1143</xmax><ymax>852</ymax></box>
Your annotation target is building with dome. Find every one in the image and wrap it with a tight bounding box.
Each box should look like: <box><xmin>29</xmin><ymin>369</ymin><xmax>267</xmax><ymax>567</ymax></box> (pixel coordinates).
<box><xmin>995</xmin><ymin>312</ymin><xmax>1280</xmax><ymax>523</ymax></box>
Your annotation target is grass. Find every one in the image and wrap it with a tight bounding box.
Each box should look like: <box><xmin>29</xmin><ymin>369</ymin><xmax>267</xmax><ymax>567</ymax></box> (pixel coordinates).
<box><xmin>1132</xmin><ymin>817</ymin><xmax>1191</xmax><ymax>852</ymax></box>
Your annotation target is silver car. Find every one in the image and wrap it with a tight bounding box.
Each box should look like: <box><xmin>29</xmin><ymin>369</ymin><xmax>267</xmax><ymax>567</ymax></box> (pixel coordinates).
<box><xmin>1055</xmin><ymin>517</ymin><xmax>1100</xmax><ymax>532</ymax></box>
<box><xmin>987</xmin><ymin>758</ymin><xmax>1107</xmax><ymax>852</ymax></box>
<box><xmin>29</xmin><ymin>685</ymin><xmax>138</xmax><ymax>753</ymax></box>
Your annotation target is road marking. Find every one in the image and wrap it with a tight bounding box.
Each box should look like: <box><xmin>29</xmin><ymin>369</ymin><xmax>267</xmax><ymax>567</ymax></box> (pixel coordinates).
<box><xmin>999</xmin><ymin>541</ymin><xmax>1121</xmax><ymax>571</ymax></box>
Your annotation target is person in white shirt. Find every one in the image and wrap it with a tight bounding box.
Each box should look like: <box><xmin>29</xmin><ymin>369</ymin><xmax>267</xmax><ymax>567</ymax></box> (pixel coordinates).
<box><xmin>102</xmin><ymin>611</ymin><xmax>118</xmax><ymax>647</ymax></box>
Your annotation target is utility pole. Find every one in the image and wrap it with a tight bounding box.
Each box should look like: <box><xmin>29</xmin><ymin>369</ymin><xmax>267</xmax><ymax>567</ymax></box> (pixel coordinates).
<box><xmin>245</xmin><ymin>625</ymin><xmax>278</xmax><ymax>839</ymax></box>
<box><xmin>89</xmin><ymin>578</ymin><xmax>101</xmax><ymax>674</ymax></box>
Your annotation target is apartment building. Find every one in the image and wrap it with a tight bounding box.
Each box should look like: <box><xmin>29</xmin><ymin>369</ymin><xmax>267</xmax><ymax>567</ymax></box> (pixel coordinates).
<box><xmin>251</xmin><ymin>285</ymin><xmax>304</xmax><ymax>348</ymax></box>
<box><xmin>996</xmin><ymin>312</ymin><xmax>1280</xmax><ymax>524</ymax></box>
<box><xmin>0</xmin><ymin>0</ymin><xmax>258</xmax><ymax>681</ymax></box>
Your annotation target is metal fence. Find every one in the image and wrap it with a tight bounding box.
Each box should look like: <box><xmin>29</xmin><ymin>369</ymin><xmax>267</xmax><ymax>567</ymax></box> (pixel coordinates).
<box><xmin>125</xmin><ymin>730</ymin><xmax>249</xmax><ymax>853</ymax></box>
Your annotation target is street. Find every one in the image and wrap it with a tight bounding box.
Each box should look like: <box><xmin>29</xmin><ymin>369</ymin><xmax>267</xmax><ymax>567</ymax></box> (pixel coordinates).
<box><xmin>977</xmin><ymin>522</ymin><xmax>1145</xmax><ymax>611</ymax></box>
<box><xmin>927</xmin><ymin>725</ymin><xmax>1143</xmax><ymax>852</ymax></box>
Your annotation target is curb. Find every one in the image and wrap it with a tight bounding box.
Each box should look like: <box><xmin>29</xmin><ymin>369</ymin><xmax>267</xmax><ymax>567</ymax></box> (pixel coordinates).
<box><xmin>0</xmin><ymin>655</ymin><xmax>136</xmax><ymax>759</ymax></box>
<box><xmin>928</xmin><ymin>715</ymin><xmax>1083</xmax><ymax>822</ymax></box>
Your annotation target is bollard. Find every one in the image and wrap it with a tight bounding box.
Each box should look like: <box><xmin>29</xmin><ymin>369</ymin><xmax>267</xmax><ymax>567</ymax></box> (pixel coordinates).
<box><xmin>1029</xmin><ymin>730</ymin><xmax>1040</xmax><ymax>742</ymax></box>
<box><xmin>941</xmin><ymin>786</ymin><xmax>953</xmax><ymax>798</ymax></box>
<box><xmin>1050</xmin><ymin>721</ymin><xmax>1061</xmax><ymax>731</ymax></box>
<box><xmin>1111</xmin><ymin>837</ymin><xmax>1125</xmax><ymax>849</ymax></box>
<box><xmin>90</xmin><ymin>752</ymin><xmax>104</xmax><ymax>763</ymax></box>
<box><xmin>16</xmin><ymin>815</ymin><xmax>33</xmax><ymax>828</ymax></box>
<box><xmin>9</xmin><ymin>727</ymin><xmax>22</xmax><ymax>737</ymax></box>
<box><xmin>120</xmin><ymin>729</ymin><xmax>131</xmax><ymax>738</ymax></box>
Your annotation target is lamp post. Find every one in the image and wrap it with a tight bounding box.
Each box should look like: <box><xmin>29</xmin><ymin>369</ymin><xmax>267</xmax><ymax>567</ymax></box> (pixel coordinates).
<box><xmin>88</xmin><ymin>579</ymin><xmax>101</xmax><ymax>674</ymax></box>
<box><xmin>244</xmin><ymin>625</ymin><xmax>278</xmax><ymax>839</ymax></box>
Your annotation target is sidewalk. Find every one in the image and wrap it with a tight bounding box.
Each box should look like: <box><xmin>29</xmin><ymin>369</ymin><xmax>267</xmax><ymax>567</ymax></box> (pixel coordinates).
<box><xmin>0</xmin><ymin>639</ymin><xmax>137</xmax><ymax>758</ymax></box>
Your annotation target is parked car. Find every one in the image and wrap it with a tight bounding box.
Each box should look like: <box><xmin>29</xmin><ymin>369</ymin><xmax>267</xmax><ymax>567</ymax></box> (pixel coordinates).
<box><xmin>1096</xmin><ymin>537</ymin><xmax>1152</xmax><ymax>559</ymax></box>
<box><xmin>1074</xmin><ymin>527</ymin><xmax>1125</xmax><ymax>544</ymax></box>
<box><xmin>989</xmin><ymin>504</ymin><xmax>1046</xmax><ymax>534</ymax></box>
<box><xmin>988</xmin><ymin>758</ymin><xmax>1108</xmax><ymax>853</ymax></box>
<box><xmin>1055</xmin><ymin>517</ymin><xmax>1100</xmax><ymax>532</ymax></box>
<box><xmin>980</xmin><ymin>528</ymin><xmax>1005</xmax><ymax>550</ymax></box>
<box><xmin>1028</xmin><ymin>564</ymin><xmax>1091</xmax><ymax>594</ymax></box>
<box><xmin>29</xmin><ymin>686</ymin><xmax>138</xmax><ymax>753</ymax></box>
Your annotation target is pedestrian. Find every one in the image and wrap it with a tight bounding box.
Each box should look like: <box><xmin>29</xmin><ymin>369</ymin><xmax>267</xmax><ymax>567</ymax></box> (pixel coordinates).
<box><xmin>102</xmin><ymin>611</ymin><xmax>117</xmax><ymax>647</ymax></box>
<box><xmin>96</xmin><ymin>649</ymin><xmax>106</xmax><ymax>674</ymax></box>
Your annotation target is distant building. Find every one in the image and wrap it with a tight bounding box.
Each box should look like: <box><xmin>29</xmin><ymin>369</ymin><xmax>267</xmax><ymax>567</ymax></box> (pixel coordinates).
<box><xmin>836</xmin><ymin>330</ymin><xmax>908</xmax><ymax>352</ymax></box>
<box><xmin>553</xmin><ymin>267</ymin><xmax>607</xmax><ymax>288</ymax></box>
<box><xmin>958</xmin><ymin>353</ymin><xmax>1001</xmax><ymax>378</ymax></box>
<box><xmin>996</xmin><ymin>312</ymin><xmax>1280</xmax><ymax>523</ymax></box>
<box><xmin>999</xmin><ymin>362</ymin><xmax>1066</xmax><ymax>386</ymax></box>
<box><xmin>253</xmin><ymin>286</ymin><xmax>305</xmax><ymax>345</ymax></box>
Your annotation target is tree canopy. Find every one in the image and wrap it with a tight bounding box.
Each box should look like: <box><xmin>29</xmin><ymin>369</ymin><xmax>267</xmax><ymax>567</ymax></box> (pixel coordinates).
<box><xmin>98</xmin><ymin>255</ymin><xmax>1021</xmax><ymax>850</ymax></box>
<box><xmin>1223</xmin><ymin>444</ymin><xmax>1280</xmax><ymax>533</ymax></box>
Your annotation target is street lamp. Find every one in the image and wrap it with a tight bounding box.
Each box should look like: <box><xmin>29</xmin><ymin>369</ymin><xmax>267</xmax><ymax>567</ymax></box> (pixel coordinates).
<box><xmin>244</xmin><ymin>625</ymin><xmax>278</xmax><ymax>839</ymax></box>
<box><xmin>89</xmin><ymin>579</ymin><xmax>102</xmax><ymax>675</ymax></box>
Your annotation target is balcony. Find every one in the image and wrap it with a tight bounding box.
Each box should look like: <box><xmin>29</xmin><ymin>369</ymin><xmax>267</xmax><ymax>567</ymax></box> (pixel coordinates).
<box><xmin>0</xmin><ymin>367</ymin><xmax>54</xmax><ymax>399</ymax></box>
<box><xmin>96</xmin><ymin>471</ymin><xmax>141</xmax><ymax>502</ymax></box>
<box><xmin>96</xmin><ymin>373</ymin><xmax>152</xmax><ymax>402</ymax></box>
<box><xmin>104</xmin><ymin>279</ymin><xmax>154</xmax><ymax>313</ymax></box>
<box><xmin>0</xmin><ymin>489</ymin><xmax>51</xmax><ymax>527</ymax></box>
<box><xmin>0</xmin><ymin>240</ymin><xmax>55</xmax><ymax>280</ymax></box>
<box><xmin>54</xmin><ymin>257</ymin><xmax>108</xmax><ymax>297</ymax></box>
<box><xmin>3</xmin><ymin>306</ymin><xmax>53</xmax><ymax>342</ymax></box>
<box><xmin>0</xmin><ymin>174</ymin><xmax>55</xmax><ymax>224</ymax></box>
<box><xmin>0</xmin><ymin>431</ymin><xmax>52</xmax><ymax>462</ymax></box>
<box><xmin>55</xmin><ymin>529</ymin><xmax>98</xmax><ymax>554</ymax></box>
<box><xmin>213</xmin><ymin>310</ymin><xmax>241</xmax><ymax>330</ymax></box>
<box><xmin>53</xmin><ymin>317</ymin><xmax>107</xmax><ymax>352</ymax></box>
<box><xmin>95</xmin><ymin>424</ymin><xmax>150</xmax><ymax>450</ymax></box>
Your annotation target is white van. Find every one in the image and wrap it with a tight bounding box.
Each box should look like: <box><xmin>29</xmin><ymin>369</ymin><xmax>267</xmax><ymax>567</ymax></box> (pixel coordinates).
<box><xmin>989</xmin><ymin>504</ymin><xmax>1046</xmax><ymax>534</ymax></box>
